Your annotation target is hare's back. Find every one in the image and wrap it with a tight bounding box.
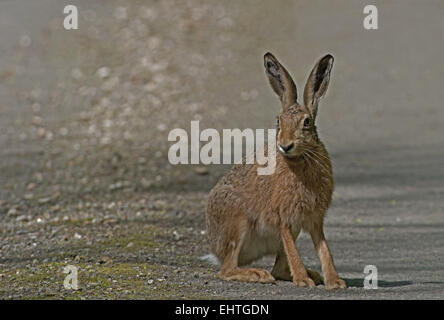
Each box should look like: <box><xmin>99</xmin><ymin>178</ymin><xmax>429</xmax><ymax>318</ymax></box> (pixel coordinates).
<box><xmin>207</xmin><ymin>162</ymin><xmax>270</xmax><ymax>211</ymax></box>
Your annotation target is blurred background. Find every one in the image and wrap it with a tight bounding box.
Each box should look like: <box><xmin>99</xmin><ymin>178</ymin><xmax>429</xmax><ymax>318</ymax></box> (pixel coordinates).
<box><xmin>0</xmin><ymin>0</ymin><xmax>443</xmax><ymax>299</ymax></box>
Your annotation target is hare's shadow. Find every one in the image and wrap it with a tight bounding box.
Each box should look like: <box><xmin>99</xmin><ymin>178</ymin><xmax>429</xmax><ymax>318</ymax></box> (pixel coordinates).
<box><xmin>343</xmin><ymin>278</ymin><xmax>412</xmax><ymax>288</ymax></box>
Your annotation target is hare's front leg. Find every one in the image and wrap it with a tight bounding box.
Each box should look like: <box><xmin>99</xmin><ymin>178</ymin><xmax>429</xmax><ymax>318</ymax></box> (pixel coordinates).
<box><xmin>219</xmin><ymin>232</ymin><xmax>275</xmax><ymax>283</ymax></box>
<box><xmin>280</xmin><ymin>226</ymin><xmax>316</xmax><ymax>288</ymax></box>
<box><xmin>310</xmin><ymin>224</ymin><xmax>346</xmax><ymax>290</ymax></box>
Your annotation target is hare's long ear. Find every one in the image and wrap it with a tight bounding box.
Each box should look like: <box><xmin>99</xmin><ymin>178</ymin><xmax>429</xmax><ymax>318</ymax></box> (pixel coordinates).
<box><xmin>303</xmin><ymin>54</ymin><xmax>334</xmax><ymax>119</ymax></box>
<box><xmin>264</xmin><ymin>52</ymin><xmax>297</xmax><ymax>109</ymax></box>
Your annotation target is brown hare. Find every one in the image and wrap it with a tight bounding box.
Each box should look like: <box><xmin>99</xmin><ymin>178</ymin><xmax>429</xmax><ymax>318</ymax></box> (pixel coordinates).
<box><xmin>205</xmin><ymin>52</ymin><xmax>346</xmax><ymax>290</ymax></box>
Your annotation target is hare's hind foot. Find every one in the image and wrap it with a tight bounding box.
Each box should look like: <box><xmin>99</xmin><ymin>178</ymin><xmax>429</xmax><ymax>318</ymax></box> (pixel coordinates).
<box><xmin>271</xmin><ymin>267</ymin><xmax>323</xmax><ymax>286</ymax></box>
<box><xmin>220</xmin><ymin>268</ymin><xmax>275</xmax><ymax>283</ymax></box>
<box><xmin>271</xmin><ymin>250</ymin><xmax>323</xmax><ymax>285</ymax></box>
<box><xmin>306</xmin><ymin>269</ymin><xmax>324</xmax><ymax>286</ymax></box>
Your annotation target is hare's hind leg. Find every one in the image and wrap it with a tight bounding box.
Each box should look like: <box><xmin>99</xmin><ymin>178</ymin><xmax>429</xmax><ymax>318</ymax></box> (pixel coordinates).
<box><xmin>219</xmin><ymin>229</ymin><xmax>275</xmax><ymax>283</ymax></box>
<box><xmin>306</xmin><ymin>269</ymin><xmax>324</xmax><ymax>285</ymax></box>
<box><xmin>221</xmin><ymin>267</ymin><xmax>275</xmax><ymax>283</ymax></box>
<box><xmin>272</xmin><ymin>248</ymin><xmax>323</xmax><ymax>285</ymax></box>
<box><xmin>271</xmin><ymin>248</ymin><xmax>292</xmax><ymax>280</ymax></box>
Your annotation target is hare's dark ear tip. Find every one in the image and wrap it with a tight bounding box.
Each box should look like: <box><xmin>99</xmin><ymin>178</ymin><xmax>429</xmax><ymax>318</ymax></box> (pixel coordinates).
<box><xmin>318</xmin><ymin>54</ymin><xmax>334</xmax><ymax>74</ymax></box>
<box><xmin>264</xmin><ymin>52</ymin><xmax>276</xmax><ymax>62</ymax></box>
<box><xmin>322</xmin><ymin>54</ymin><xmax>334</xmax><ymax>64</ymax></box>
<box><xmin>264</xmin><ymin>52</ymin><xmax>279</xmax><ymax>70</ymax></box>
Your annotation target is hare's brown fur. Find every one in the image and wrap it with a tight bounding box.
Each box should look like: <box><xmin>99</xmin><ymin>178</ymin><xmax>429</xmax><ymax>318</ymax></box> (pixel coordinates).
<box><xmin>205</xmin><ymin>53</ymin><xmax>346</xmax><ymax>289</ymax></box>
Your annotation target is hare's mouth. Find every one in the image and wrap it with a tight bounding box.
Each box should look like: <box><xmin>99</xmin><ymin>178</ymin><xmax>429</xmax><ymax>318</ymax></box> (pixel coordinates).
<box><xmin>281</xmin><ymin>152</ymin><xmax>302</xmax><ymax>159</ymax></box>
<box><xmin>278</xmin><ymin>143</ymin><xmax>303</xmax><ymax>158</ymax></box>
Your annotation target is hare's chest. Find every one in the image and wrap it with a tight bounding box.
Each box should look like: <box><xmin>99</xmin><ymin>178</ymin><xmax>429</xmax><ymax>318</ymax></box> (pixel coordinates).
<box><xmin>280</xmin><ymin>177</ymin><xmax>333</xmax><ymax>223</ymax></box>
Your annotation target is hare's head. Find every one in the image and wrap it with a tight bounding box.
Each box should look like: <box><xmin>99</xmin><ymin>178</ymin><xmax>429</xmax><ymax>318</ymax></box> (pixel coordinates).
<box><xmin>264</xmin><ymin>52</ymin><xmax>334</xmax><ymax>158</ymax></box>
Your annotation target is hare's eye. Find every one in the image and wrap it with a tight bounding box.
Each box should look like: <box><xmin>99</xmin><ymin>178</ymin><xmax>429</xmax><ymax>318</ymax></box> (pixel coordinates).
<box><xmin>303</xmin><ymin>117</ymin><xmax>311</xmax><ymax>127</ymax></box>
<box><xmin>276</xmin><ymin>117</ymin><xmax>280</xmax><ymax>128</ymax></box>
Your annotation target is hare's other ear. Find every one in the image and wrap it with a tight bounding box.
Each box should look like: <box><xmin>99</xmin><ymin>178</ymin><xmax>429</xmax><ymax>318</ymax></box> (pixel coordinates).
<box><xmin>303</xmin><ymin>54</ymin><xmax>334</xmax><ymax>118</ymax></box>
<box><xmin>264</xmin><ymin>52</ymin><xmax>297</xmax><ymax>109</ymax></box>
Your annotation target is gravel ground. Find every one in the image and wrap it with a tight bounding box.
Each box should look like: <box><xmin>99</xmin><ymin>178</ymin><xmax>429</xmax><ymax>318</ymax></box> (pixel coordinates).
<box><xmin>0</xmin><ymin>0</ymin><xmax>443</xmax><ymax>299</ymax></box>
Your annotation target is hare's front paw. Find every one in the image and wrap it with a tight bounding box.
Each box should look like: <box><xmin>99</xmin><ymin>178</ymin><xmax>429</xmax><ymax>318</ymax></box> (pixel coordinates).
<box><xmin>293</xmin><ymin>277</ymin><xmax>316</xmax><ymax>288</ymax></box>
<box><xmin>325</xmin><ymin>277</ymin><xmax>346</xmax><ymax>290</ymax></box>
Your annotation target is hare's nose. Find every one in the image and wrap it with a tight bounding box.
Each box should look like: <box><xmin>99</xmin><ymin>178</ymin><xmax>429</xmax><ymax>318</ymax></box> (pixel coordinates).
<box><xmin>279</xmin><ymin>143</ymin><xmax>294</xmax><ymax>153</ymax></box>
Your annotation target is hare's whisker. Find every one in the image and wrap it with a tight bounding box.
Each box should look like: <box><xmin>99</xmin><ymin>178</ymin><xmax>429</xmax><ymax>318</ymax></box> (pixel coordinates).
<box><xmin>304</xmin><ymin>149</ymin><xmax>331</xmax><ymax>175</ymax></box>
